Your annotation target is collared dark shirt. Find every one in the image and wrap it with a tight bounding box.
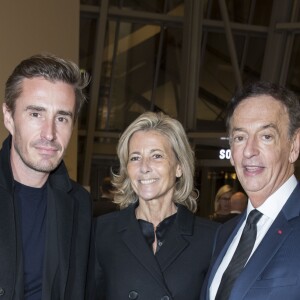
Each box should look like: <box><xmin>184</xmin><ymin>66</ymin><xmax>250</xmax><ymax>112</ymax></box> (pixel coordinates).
<box><xmin>138</xmin><ymin>213</ymin><xmax>177</xmax><ymax>253</ymax></box>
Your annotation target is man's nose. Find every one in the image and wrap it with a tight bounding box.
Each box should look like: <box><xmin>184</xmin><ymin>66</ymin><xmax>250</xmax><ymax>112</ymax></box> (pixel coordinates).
<box><xmin>41</xmin><ymin>118</ymin><xmax>56</xmax><ymax>141</ymax></box>
<box><xmin>243</xmin><ymin>136</ymin><xmax>259</xmax><ymax>158</ymax></box>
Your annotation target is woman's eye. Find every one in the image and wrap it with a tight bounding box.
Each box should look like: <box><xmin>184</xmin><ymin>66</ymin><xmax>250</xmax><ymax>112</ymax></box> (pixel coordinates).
<box><xmin>129</xmin><ymin>156</ymin><xmax>139</xmax><ymax>161</ymax></box>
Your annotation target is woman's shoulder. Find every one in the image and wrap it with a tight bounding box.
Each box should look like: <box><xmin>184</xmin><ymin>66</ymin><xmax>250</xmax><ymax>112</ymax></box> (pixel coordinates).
<box><xmin>177</xmin><ymin>204</ymin><xmax>220</xmax><ymax>234</ymax></box>
<box><xmin>95</xmin><ymin>209</ymin><xmax>120</xmax><ymax>222</ymax></box>
<box><xmin>94</xmin><ymin>204</ymin><xmax>135</xmax><ymax>230</ymax></box>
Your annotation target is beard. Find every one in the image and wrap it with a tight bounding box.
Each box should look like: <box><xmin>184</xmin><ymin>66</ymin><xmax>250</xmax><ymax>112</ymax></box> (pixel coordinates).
<box><xmin>13</xmin><ymin>138</ymin><xmax>64</xmax><ymax>173</ymax></box>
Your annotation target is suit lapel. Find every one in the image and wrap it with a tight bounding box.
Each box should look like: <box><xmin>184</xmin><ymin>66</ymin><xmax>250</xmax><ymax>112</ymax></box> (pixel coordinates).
<box><xmin>42</xmin><ymin>187</ymin><xmax>59</xmax><ymax>300</ymax></box>
<box><xmin>118</xmin><ymin>205</ymin><xmax>170</xmax><ymax>293</ymax></box>
<box><xmin>0</xmin><ymin>190</ymin><xmax>18</xmax><ymax>297</ymax></box>
<box><xmin>229</xmin><ymin>184</ymin><xmax>300</xmax><ymax>299</ymax></box>
<box><xmin>43</xmin><ymin>178</ymin><xmax>74</xmax><ymax>298</ymax></box>
<box><xmin>230</xmin><ymin>212</ymin><xmax>292</xmax><ymax>299</ymax></box>
<box><xmin>205</xmin><ymin>213</ymin><xmax>245</xmax><ymax>299</ymax></box>
<box><xmin>156</xmin><ymin>205</ymin><xmax>192</xmax><ymax>271</ymax></box>
<box><xmin>54</xmin><ymin>189</ymin><xmax>74</xmax><ymax>292</ymax></box>
<box><xmin>0</xmin><ymin>136</ymin><xmax>19</xmax><ymax>296</ymax></box>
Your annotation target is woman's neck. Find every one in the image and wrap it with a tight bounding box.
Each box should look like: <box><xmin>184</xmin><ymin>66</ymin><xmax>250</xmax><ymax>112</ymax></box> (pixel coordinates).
<box><xmin>135</xmin><ymin>200</ymin><xmax>177</xmax><ymax>228</ymax></box>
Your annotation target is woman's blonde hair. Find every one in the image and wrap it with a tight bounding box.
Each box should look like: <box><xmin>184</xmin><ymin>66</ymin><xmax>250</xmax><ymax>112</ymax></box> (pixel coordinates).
<box><xmin>112</xmin><ymin>111</ymin><xmax>198</xmax><ymax>212</ymax></box>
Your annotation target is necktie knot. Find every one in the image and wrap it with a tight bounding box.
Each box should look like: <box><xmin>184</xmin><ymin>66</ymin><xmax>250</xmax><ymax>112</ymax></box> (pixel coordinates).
<box><xmin>247</xmin><ymin>209</ymin><xmax>263</xmax><ymax>225</ymax></box>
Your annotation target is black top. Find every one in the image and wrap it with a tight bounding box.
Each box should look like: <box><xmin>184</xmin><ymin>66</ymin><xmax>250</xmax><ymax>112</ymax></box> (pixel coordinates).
<box><xmin>138</xmin><ymin>213</ymin><xmax>177</xmax><ymax>253</ymax></box>
<box><xmin>15</xmin><ymin>181</ymin><xmax>47</xmax><ymax>300</ymax></box>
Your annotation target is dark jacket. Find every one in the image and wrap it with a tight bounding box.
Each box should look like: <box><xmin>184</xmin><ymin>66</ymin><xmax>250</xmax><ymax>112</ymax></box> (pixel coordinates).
<box><xmin>92</xmin><ymin>203</ymin><xmax>219</xmax><ymax>300</ymax></box>
<box><xmin>0</xmin><ymin>136</ymin><xmax>92</xmax><ymax>300</ymax></box>
<box><xmin>92</xmin><ymin>196</ymin><xmax>119</xmax><ymax>217</ymax></box>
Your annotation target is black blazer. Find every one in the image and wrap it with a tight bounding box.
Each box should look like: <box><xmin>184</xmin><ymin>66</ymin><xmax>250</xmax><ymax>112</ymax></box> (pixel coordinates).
<box><xmin>92</xmin><ymin>203</ymin><xmax>219</xmax><ymax>300</ymax></box>
<box><xmin>0</xmin><ymin>136</ymin><xmax>92</xmax><ymax>300</ymax></box>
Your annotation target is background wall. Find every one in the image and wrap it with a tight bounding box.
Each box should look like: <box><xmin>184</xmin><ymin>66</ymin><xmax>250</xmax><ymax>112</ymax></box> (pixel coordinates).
<box><xmin>0</xmin><ymin>0</ymin><xmax>80</xmax><ymax>179</ymax></box>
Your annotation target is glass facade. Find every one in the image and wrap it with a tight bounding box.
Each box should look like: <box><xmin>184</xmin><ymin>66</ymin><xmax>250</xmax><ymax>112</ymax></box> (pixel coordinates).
<box><xmin>79</xmin><ymin>0</ymin><xmax>300</xmax><ymax>216</ymax></box>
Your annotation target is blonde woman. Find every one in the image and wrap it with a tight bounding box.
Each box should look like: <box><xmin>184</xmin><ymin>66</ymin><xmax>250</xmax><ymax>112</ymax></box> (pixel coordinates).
<box><xmin>92</xmin><ymin>112</ymin><xmax>219</xmax><ymax>300</ymax></box>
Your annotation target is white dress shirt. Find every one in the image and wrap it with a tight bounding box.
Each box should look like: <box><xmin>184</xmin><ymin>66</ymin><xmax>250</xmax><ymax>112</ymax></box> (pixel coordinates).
<box><xmin>209</xmin><ymin>175</ymin><xmax>298</xmax><ymax>300</ymax></box>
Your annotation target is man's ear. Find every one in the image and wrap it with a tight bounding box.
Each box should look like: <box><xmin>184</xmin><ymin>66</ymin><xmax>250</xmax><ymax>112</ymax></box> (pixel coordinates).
<box><xmin>230</xmin><ymin>148</ymin><xmax>235</xmax><ymax>166</ymax></box>
<box><xmin>289</xmin><ymin>130</ymin><xmax>300</xmax><ymax>164</ymax></box>
<box><xmin>3</xmin><ymin>103</ymin><xmax>15</xmax><ymax>135</ymax></box>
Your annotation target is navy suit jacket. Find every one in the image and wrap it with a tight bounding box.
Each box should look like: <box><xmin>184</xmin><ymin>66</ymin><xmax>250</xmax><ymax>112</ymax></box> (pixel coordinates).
<box><xmin>201</xmin><ymin>183</ymin><xmax>300</xmax><ymax>300</ymax></box>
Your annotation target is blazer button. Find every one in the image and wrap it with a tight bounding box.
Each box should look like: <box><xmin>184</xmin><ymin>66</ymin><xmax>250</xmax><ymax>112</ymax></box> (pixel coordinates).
<box><xmin>161</xmin><ymin>296</ymin><xmax>169</xmax><ymax>300</ymax></box>
<box><xmin>128</xmin><ymin>290</ymin><xmax>139</xmax><ymax>299</ymax></box>
<box><xmin>0</xmin><ymin>288</ymin><xmax>5</xmax><ymax>296</ymax></box>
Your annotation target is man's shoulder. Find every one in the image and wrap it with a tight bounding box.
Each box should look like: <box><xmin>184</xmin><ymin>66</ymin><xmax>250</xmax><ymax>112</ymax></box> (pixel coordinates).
<box><xmin>68</xmin><ymin>179</ymin><xmax>92</xmax><ymax>202</ymax></box>
<box><xmin>69</xmin><ymin>179</ymin><xmax>90</xmax><ymax>194</ymax></box>
<box><xmin>219</xmin><ymin>213</ymin><xmax>242</xmax><ymax>232</ymax></box>
<box><xmin>214</xmin><ymin>214</ymin><xmax>243</xmax><ymax>249</ymax></box>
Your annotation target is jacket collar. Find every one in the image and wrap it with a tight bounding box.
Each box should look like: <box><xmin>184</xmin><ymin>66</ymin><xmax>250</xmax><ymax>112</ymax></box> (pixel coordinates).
<box><xmin>0</xmin><ymin>135</ymin><xmax>14</xmax><ymax>192</ymax></box>
<box><xmin>117</xmin><ymin>202</ymin><xmax>194</xmax><ymax>235</ymax></box>
<box><xmin>281</xmin><ymin>182</ymin><xmax>300</xmax><ymax>220</ymax></box>
<box><xmin>116</xmin><ymin>202</ymin><xmax>195</xmax><ymax>296</ymax></box>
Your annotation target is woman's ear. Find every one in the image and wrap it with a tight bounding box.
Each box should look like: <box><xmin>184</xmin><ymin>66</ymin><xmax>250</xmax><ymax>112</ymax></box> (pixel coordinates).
<box><xmin>176</xmin><ymin>164</ymin><xmax>182</xmax><ymax>178</ymax></box>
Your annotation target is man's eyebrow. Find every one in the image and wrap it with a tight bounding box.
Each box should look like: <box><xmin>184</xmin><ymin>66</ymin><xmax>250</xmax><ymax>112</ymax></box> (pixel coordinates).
<box><xmin>57</xmin><ymin>110</ymin><xmax>73</xmax><ymax>118</ymax></box>
<box><xmin>231</xmin><ymin>123</ymin><xmax>278</xmax><ymax>133</ymax></box>
<box><xmin>231</xmin><ymin>127</ymin><xmax>244</xmax><ymax>133</ymax></box>
<box><xmin>261</xmin><ymin>123</ymin><xmax>278</xmax><ymax>131</ymax></box>
<box><xmin>25</xmin><ymin>106</ymin><xmax>73</xmax><ymax>118</ymax></box>
<box><xmin>25</xmin><ymin>105</ymin><xmax>45</xmax><ymax>111</ymax></box>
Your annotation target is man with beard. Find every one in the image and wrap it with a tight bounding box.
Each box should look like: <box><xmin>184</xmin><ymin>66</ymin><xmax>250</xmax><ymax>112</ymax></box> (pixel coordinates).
<box><xmin>0</xmin><ymin>54</ymin><xmax>92</xmax><ymax>299</ymax></box>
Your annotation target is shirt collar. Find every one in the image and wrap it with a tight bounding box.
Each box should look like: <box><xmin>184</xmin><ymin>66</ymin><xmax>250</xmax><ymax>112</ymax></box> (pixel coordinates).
<box><xmin>247</xmin><ymin>175</ymin><xmax>298</xmax><ymax>221</ymax></box>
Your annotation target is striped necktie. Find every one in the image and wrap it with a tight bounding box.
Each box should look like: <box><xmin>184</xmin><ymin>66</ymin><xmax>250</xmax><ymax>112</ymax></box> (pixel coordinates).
<box><xmin>215</xmin><ymin>209</ymin><xmax>263</xmax><ymax>300</ymax></box>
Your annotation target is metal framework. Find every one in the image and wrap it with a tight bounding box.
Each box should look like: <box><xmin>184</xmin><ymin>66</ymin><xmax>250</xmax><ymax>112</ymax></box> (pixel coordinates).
<box><xmin>80</xmin><ymin>0</ymin><xmax>300</xmax><ymax>187</ymax></box>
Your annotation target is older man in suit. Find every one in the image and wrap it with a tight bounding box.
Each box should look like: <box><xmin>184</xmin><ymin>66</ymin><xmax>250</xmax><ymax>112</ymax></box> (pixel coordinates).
<box><xmin>201</xmin><ymin>81</ymin><xmax>300</xmax><ymax>300</ymax></box>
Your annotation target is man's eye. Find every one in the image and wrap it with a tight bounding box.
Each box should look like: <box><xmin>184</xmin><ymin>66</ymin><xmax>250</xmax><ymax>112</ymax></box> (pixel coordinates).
<box><xmin>30</xmin><ymin>112</ymin><xmax>40</xmax><ymax>118</ymax></box>
<box><xmin>233</xmin><ymin>136</ymin><xmax>244</xmax><ymax>142</ymax></box>
<box><xmin>263</xmin><ymin>134</ymin><xmax>273</xmax><ymax>141</ymax></box>
<box><xmin>57</xmin><ymin>117</ymin><xmax>68</xmax><ymax>123</ymax></box>
<box><xmin>153</xmin><ymin>154</ymin><xmax>163</xmax><ymax>159</ymax></box>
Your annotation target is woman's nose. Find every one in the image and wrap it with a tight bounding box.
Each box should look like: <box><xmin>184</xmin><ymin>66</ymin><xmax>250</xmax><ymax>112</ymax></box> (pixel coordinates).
<box><xmin>140</xmin><ymin>157</ymin><xmax>151</xmax><ymax>173</ymax></box>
